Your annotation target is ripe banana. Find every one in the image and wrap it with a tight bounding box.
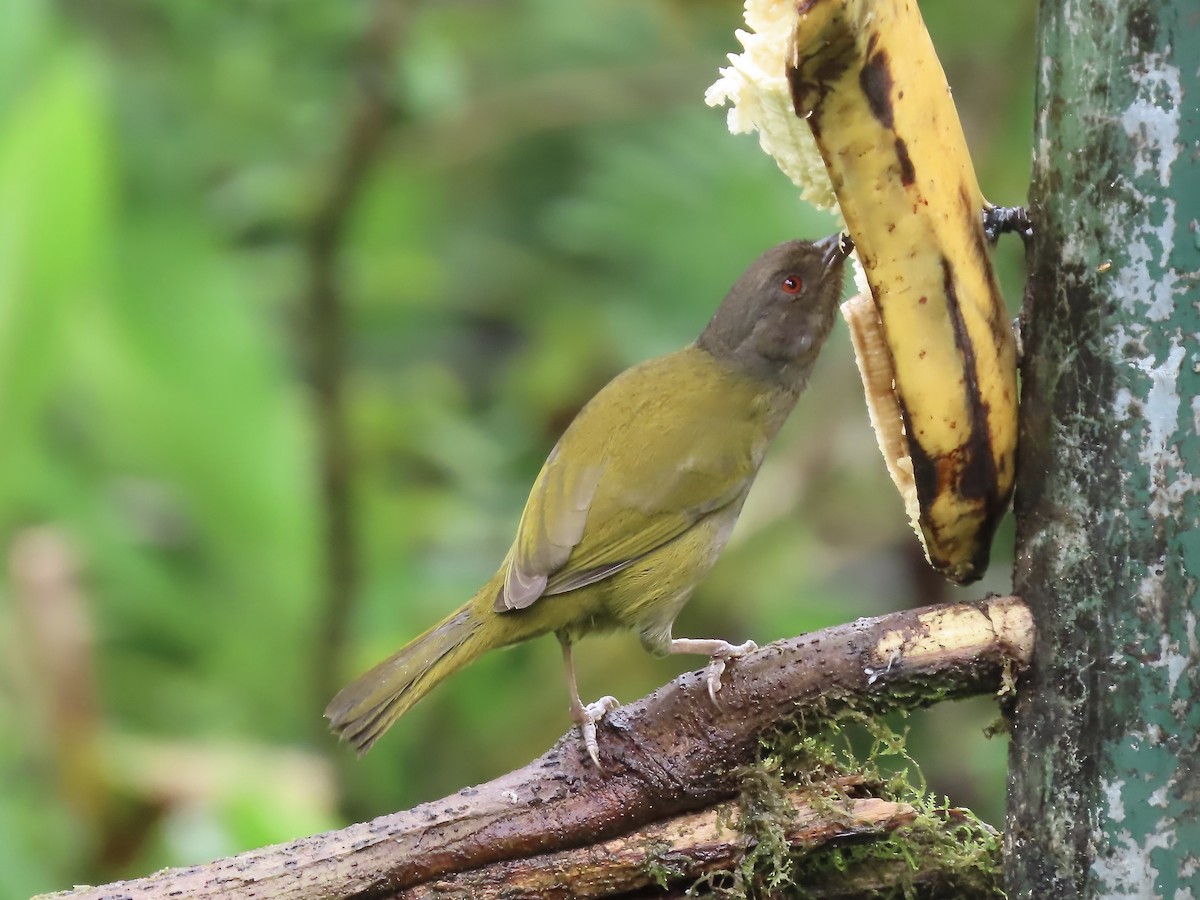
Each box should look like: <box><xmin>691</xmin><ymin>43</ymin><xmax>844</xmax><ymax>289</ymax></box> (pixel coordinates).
<box><xmin>708</xmin><ymin>0</ymin><xmax>1017</xmax><ymax>584</ymax></box>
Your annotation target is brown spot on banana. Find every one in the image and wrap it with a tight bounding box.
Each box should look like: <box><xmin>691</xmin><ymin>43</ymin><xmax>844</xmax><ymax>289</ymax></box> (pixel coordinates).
<box><xmin>787</xmin><ymin>5</ymin><xmax>858</xmax><ymax>117</ymax></box>
<box><xmin>894</xmin><ymin>137</ymin><xmax>916</xmax><ymax>186</ymax></box>
<box><xmin>859</xmin><ymin>46</ymin><xmax>896</xmax><ymax>128</ymax></box>
<box><xmin>789</xmin><ymin>0</ymin><xmax>1018</xmax><ymax>584</ymax></box>
<box><xmin>940</xmin><ymin>257</ymin><xmax>999</xmax><ymax>505</ymax></box>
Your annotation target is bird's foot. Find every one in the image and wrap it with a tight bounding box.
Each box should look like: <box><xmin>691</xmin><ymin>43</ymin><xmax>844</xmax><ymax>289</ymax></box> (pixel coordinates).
<box><xmin>670</xmin><ymin>638</ymin><xmax>758</xmax><ymax>704</ymax></box>
<box><xmin>703</xmin><ymin>640</ymin><xmax>758</xmax><ymax>703</ymax></box>
<box><xmin>571</xmin><ymin>695</ymin><xmax>619</xmax><ymax>767</ymax></box>
<box><xmin>983</xmin><ymin>205</ymin><xmax>1033</xmax><ymax>245</ymax></box>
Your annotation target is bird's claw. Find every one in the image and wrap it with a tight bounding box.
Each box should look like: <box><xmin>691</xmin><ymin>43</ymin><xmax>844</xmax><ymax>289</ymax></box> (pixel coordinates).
<box><xmin>574</xmin><ymin>695</ymin><xmax>619</xmax><ymax>767</ymax></box>
<box><xmin>705</xmin><ymin>639</ymin><xmax>758</xmax><ymax>704</ymax></box>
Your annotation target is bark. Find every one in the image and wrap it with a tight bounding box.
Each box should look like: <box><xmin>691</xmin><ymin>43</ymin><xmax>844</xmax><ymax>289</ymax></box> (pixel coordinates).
<box><xmin>1006</xmin><ymin>1</ymin><xmax>1200</xmax><ymax>896</ymax></box>
<box><xmin>400</xmin><ymin>787</ymin><xmax>914</xmax><ymax>900</ymax></box>
<box><xmin>40</xmin><ymin>596</ymin><xmax>1030</xmax><ymax>900</ymax></box>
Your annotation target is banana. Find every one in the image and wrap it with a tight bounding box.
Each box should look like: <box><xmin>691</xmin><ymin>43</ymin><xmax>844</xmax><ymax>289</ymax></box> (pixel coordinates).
<box><xmin>708</xmin><ymin>0</ymin><xmax>1017</xmax><ymax>584</ymax></box>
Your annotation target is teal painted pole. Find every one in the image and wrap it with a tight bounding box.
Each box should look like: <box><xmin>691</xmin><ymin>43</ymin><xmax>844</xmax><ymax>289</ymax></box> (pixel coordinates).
<box><xmin>1007</xmin><ymin>1</ymin><xmax>1200</xmax><ymax>896</ymax></box>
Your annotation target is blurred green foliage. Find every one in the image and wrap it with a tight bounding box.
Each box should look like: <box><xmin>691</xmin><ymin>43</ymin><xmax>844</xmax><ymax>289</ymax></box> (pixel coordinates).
<box><xmin>0</xmin><ymin>0</ymin><xmax>1035</xmax><ymax>894</ymax></box>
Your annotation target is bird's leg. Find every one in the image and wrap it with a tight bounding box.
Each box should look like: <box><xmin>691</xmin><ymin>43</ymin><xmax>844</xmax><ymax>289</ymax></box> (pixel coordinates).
<box><xmin>669</xmin><ymin>637</ymin><xmax>758</xmax><ymax>704</ymax></box>
<box><xmin>558</xmin><ymin>633</ymin><xmax>618</xmax><ymax>767</ymax></box>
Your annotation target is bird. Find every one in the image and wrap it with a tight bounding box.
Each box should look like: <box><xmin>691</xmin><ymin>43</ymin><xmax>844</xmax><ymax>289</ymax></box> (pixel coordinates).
<box><xmin>326</xmin><ymin>234</ymin><xmax>851</xmax><ymax>765</ymax></box>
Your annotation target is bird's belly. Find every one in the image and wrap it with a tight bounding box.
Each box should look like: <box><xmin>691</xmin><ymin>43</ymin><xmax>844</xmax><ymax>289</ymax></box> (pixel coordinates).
<box><xmin>541</xmin><ymin>507</ymin><xmax>742</xmax><ymax>647</ymax></box>
<box><xmin>602</xmin><ymin>510</ymin><xmax>739</xmax><ymax>630</ymax></box>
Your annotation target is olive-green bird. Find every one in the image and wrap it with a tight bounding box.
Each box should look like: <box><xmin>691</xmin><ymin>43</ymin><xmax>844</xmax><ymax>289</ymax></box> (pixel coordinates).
<box><xmin>326</xmin><ymin>234</ymin><xmax>850</xmax><ymax>764</ymax></box>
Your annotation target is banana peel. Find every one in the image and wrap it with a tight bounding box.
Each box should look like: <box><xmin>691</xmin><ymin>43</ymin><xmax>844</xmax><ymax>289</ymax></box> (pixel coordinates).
<box><xmin>708</xmin><ymin>0</ymin><xmax>1017</xmax><ymax>584</ymax></box>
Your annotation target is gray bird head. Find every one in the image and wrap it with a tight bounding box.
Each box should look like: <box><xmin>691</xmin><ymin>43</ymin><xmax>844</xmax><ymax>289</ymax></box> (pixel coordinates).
<box><xmin>697</xmin><ymin>234</ymin><xmax>851</xmax><ymax>390</ymax></box>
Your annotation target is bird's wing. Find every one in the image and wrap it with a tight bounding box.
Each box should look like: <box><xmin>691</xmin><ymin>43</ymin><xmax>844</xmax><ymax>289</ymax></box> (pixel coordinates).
<box><xmin>495</xmin><ymin>352</ymin><xmax>762</xmax><ymax>612</ymax></box>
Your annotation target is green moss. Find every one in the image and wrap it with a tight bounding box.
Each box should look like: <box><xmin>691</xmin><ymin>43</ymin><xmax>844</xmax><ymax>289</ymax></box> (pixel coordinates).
<box><xmin>643</xmin><ymin>839</ymin><xmax>693</xmax><ymax>889</ymax></box>
<box><xmin>708</xmin><ymin>711</ymin><xmax>1006</xmax><ymax>899</ymax></box>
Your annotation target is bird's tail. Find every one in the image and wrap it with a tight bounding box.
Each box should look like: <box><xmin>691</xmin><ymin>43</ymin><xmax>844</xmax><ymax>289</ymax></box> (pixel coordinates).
<box><xmin>325</xmin><ymin>601</ymin><xmax>488</xmax><ymax>754</ymax></box>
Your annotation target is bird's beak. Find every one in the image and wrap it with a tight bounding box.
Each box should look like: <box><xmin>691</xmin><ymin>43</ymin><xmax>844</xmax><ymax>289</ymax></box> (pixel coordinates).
<box><xmin>816</xmin><ymin>232</ymin><xmax>854</xmax><ymax>272</ymax></box>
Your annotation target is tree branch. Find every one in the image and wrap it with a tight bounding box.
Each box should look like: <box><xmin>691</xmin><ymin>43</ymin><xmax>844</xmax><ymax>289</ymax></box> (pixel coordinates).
<box><xmin>402</xmin><ymin>784</ymin><xmax>914</xmax><ymax>900</ymax></box>
<box><xmin>40</xmin><ymin>596</ymin><xmax>1030</xmax><ymax>900</ymax></box>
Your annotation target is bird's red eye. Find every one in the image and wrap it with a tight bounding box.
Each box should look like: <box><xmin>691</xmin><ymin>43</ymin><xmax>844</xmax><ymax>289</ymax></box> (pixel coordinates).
<box><xmin>781</xmin><ymin>275</ymin><xmax>803</xmax><ymax>294</ymax></box>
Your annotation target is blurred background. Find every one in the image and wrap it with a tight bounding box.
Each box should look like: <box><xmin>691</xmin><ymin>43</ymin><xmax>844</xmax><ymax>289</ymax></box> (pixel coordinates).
<box><xmin>0</xmin><ymin>0</ymin><xmax>1035</xmax><ymax>894</ymax></box>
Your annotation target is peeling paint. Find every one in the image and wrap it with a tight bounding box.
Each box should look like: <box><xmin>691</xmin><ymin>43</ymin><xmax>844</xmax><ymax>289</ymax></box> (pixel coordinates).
<box><xmin>1136</xmin><ymin>341</ymin><xmax>1185</xmax><ymax>463</ymax></box>
<box><xmin>1147</xmin><ymin>455</ymin><xmax>1198</xmax><ymax>519</ymax></box>
<box><xmin>1092</xmin><ymin>827</ymin><xmax>1176</xmax><ymax>896</ymax></box>
<box><xmin>1177</xmin><ymin>858</ymin><xmax>1199</xmax><ymax>900</ymax></box>
<box><xmin>1103</xmin><ymin>777</ymin><xmax>1127</xmax><ymax>823</ymax></box>
<box><xmin>1129</xmin><ymin>341</ymin><xmax>1200</xmax><ymax>519</ymax></box>
<box><xmin>1155</xmin><ymin>631</ymin><xmax>1189</xmax><ymax>696</ymax></box>
<box><xmin>1101</xmin><ymin>49</ymin><xmax>1200</xmax><ymax>534</ymax></box>
<box><xmin>1121</xmin><ymin>54</ymin><xmax>1181</xmax><ymax>189</ymax></box>
<box><xmin>1114</xmin><ymin>386</ymin><xmax>1135</xmax><ymax>423</ymax></box>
